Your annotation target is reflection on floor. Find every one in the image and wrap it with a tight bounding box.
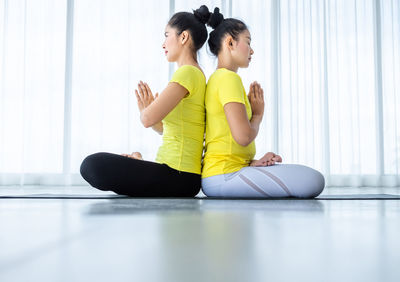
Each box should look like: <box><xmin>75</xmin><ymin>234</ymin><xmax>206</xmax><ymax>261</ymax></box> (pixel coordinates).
<box><xmin>0</xmin><ymin>186</ymin><xmax>399</xmax><ymax>282</ymax></box>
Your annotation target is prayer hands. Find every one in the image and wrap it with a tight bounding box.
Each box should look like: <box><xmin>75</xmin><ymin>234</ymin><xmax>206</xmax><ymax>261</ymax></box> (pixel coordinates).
<box><xmin>135</xmin><ymin>81</ymin><xmax>159</xmax><ymax>112</ymax></box>
<box><xmin>248</xmin><ymin>81</ymin><xmax>264</xmax><ymax>118</ymax></box>
<box><xmin>250</xmin><ymin>152</ymin><xmax>282</xmax><ymax>167</ymax></box>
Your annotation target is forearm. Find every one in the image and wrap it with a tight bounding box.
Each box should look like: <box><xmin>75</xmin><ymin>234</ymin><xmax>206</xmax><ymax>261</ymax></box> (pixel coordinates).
<box><xmin>246</xmin><ymin>114</ymin><xmax>262</xmax><ymax>144</ymax></box>
<box><xmin>151</xmin><ymin>121</ymin><xmax>163</xmax><ymax>135</ymax></box>
<box><xmin>140</xmin><ymin>107</ymin><xmax>163</xmax><ymax>134</ymax></box>
<box><xmin>140</xmin><ymin>108</ymin><xmax>157</xmax><ymax>128</ymax></box>
<box><xmin>224</xmin><ymin>102</ymin><xmax>264</xmax><ymax>147</ymax></box>
<box><xmin>235</xmin><ymin>115</ymin><xmax>262</xmax><ymax>147</ymax></box>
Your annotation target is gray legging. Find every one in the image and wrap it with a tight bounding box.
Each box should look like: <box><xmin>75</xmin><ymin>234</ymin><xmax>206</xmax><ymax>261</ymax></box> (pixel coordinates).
<box><xmin>201</xmin><ymin>164</ymin><xmax>325</xmax><ymax>198</ymax></box>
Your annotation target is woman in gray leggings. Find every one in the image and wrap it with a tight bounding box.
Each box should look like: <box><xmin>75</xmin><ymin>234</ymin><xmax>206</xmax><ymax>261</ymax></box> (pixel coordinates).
<box><xmin>201</xmin><ymin>9</ymin><xmax>325</xmax><ymax>198</ymax></box>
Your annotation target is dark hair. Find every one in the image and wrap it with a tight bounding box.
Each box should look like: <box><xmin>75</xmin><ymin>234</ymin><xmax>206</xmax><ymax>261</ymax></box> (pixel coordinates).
<box><xmin>207</xmin><ymin>8</ymin><xmax>248</xmax><ymax>56</ymax></box>
<box><xmin>167</xmin><ymin>5</ymin><xmax>212</xmax><ymax>53</ymax></box>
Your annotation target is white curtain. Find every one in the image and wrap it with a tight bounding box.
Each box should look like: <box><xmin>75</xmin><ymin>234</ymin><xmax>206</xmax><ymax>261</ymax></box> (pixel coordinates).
<box><xmin>0</xmin><ymin>0</ymin><xmax>399</xmax><ymax>187</ymax></box>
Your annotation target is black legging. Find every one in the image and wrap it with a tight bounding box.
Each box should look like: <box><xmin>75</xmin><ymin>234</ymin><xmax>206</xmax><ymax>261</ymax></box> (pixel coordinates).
<box><xmin>80</xmin><ymin>152</ymin><xmax>201</xmax><ymax>197</ymax></box>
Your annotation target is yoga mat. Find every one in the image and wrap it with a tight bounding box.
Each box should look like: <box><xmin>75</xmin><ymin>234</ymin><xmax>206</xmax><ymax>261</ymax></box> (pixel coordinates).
<box><xmin>198</xmin><ymin>194</ymin><xmax>400</xmax><ymax>200</ymax></box>
<box><xmin>317</xmin><ymin>194</ymin><xmax>400</xmax><ymax>200</ymax></box>
<box><xmin>0</xmin><ymin>193</ymin><xmax>126</xmax><ymax>199</ymax></box>
<box><xmin>0</xmin><ymin>193</ymin><xmax>400</xmax><ymax>200</ymax></box>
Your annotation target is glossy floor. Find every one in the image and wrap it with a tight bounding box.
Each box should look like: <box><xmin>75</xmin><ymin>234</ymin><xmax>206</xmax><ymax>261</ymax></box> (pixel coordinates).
<box><xmin>0</xmin><ymin>186</ymin><xmax>399</xmax><ymax>282</ymax></box>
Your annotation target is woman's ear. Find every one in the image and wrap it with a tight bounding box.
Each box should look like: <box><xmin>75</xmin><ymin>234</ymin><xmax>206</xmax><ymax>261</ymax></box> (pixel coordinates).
<box><xmin>225</xmin><ymin>35</ymin><xmax>236</xmax><ymax>51</ymax></box>
<box><xmin>180</xmin><ymin>30</ymin><xmax>190</xmax><ymax>45</ymax></box>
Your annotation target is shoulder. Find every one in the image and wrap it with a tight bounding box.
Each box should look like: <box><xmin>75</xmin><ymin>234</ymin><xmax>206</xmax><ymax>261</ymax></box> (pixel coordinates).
<box><xmin>213</xmin><ymin>68</ymin><xmax>242</xmax><ymax>82</ymax></box>
<box><xmin>174</xmin><ymin>65</ymin><xmax>204</xmax><ymax>79</ymax></box>
<box><xmin>209</xmin><ymin>68</ymin><xmax>243</xmax><ymax>88</ymax></box>
<box><xmin>171</xmin><ymin>65</ymin><xmax>205</xmax><ymax>95</ymax></box>
<box><xmin>207</xmin><ymin>69</ymin><xmax>246</xmax><ymax>105</ymax></box>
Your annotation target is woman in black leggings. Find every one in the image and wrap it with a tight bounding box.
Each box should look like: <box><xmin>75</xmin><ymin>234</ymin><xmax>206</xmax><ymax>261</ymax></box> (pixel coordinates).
<box><xmin>80</xmin><ymin>152</ymin><xmax>200</xmax><ymax>197</ymax></box>
<box><xmin>80</xmin><ymin>6</ymin><xmax>216</xmax><ymax>197</ymax></box>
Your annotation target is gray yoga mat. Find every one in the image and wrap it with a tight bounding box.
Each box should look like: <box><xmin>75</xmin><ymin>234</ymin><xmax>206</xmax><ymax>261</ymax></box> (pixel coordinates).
<box><xmin>0</xmin><ymin>193</ymin><xmax>400</xmax><ymax>200</ymax></box>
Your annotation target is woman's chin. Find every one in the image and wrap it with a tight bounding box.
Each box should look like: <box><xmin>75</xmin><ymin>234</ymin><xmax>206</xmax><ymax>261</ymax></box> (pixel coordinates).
<box><xmin>165</xmin><ymin>55</ymin><xmax>176</xmax><ymax>63</ymax></box>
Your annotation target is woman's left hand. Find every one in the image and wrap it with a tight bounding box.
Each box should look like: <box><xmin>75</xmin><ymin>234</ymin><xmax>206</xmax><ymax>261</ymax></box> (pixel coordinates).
<box><xmin>250</xmin><ymin>152</ymin><xmax>282</xmax><ymax>167</ymax></box>
<box><xmin>120</xmin><ymin>152</ymin><xmax>143</xmax><ymax>160</ymax></box>
<box><xmin>135</xmin><ymin>81</ymin><xmax>158</xmax><ymax>112</ymax></box>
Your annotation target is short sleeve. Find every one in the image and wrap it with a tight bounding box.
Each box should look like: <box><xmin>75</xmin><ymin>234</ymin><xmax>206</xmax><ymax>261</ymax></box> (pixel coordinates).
<box><xmin>218</xmin><ymin>71</ymin><xmax>245</xmax><ymax>106</ymax></box>
<box><xmin>170</xmin><ymin>65</ymin><xmax>196</xmax><ymax>95</ymax></box>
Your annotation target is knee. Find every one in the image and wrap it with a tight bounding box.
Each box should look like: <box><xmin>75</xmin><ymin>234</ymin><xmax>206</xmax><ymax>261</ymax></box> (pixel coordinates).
<box><xmin>80</xmin><ymin>153</ymin><xmax>95</xmax><ymax>180</ymax></box>
<box><xmin>308</xmin><ymin>169</ymin><xmax>325</xmax><ymax>198</ymax></box>
<box><xmin>80</xmin><ymin>153</ymin><xmax>107</xmax><ymax>189</ymax></box>
<box><xmin>292</xmin><ymin>166</ymin><xmax>325</xmax><ymax>198</ymax></box>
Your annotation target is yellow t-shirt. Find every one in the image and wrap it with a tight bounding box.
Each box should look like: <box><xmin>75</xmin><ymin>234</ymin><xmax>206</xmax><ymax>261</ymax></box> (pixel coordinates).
<box><xmin>202</xmin><ymin>68</ymin><xmax>256</xmax><ymax>178</ymax></box>
<box><xmin>156</xmin><ymin>65</ymin><xmax>206</xmax><ymax>174</ymax></box>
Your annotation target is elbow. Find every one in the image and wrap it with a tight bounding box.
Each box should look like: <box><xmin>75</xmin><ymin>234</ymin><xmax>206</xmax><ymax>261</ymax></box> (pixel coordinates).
<box><xmin>141</xmin><ymin>118</ymin><xmax>152</xmax><ymax>128</ymax></box>
<box><xmin>154</xmin><ymin>127</ymin><xmax>163</xmax><ymax>135</ymax></box>
<box><xmin>232</xmin><ymin>134</ymin><xmax>253</xmax><ymax>147</ymax></box>
<box><xmin>237</xmin><ymin>139</ymin><xmax>252</xmax><ymax>147</ymax></box>
<box><xmin>140</xmin><ymin>113</ymin><xmax>155</xmax><ymax>128</ymax></box>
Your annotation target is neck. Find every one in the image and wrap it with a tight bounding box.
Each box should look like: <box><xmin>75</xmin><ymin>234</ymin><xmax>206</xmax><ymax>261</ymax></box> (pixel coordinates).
<box><xmin>176</xmin><ymin>48</ymin><xmax>198</xmax><ymax>68</ymax></box>
<box><xmin>217</xmin><ymin>52</ymin><xmax>238</xmax><ymax>72</ymax></box>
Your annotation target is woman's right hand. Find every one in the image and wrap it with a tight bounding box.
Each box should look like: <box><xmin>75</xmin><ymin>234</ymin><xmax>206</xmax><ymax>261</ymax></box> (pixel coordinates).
<box><xmin>120</xmin><ymin>152</ymin><xmax>143</xmax><ymax>160</ymax></box>
<box><xmin>248</xmin><ymin>81</ymin><xmax>264</xmax><ymax>119</ymax></box>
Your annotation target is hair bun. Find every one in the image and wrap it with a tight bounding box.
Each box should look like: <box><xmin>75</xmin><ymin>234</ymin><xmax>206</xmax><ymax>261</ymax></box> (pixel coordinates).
<box><xmin>193</xmin><ymin>5</ymin><xmax>211</xmax><ymax>25</ymax></box>
<box><xmin>208</xmin><ymin>7</ymin><xmax>224</xmax><ymax>29</ymax></box>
